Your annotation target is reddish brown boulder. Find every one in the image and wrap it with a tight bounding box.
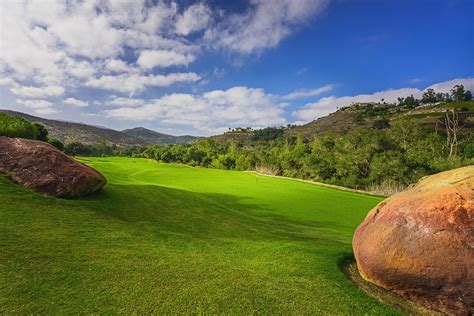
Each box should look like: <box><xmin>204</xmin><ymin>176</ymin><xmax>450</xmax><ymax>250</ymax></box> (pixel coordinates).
<box><xmin>353</xmin><ymin>166</ymin><xmax>473</xmax><ymax>315</ymax></box>
<box><xmin>0</xmin><ymin>136</ymin><xmax>106</xmax><ymax>198</ymax></box>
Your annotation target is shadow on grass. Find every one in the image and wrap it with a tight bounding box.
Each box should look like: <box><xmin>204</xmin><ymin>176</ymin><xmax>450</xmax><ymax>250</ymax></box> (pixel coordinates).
<box><xmin>80</xmin><ymin>183</ymin><xmax>351</xmax><ymax>244</ymax></box>
<box><xmin>338</xmin><ymin>253</ymin><xmax>441</xmax><ymax>316</ymax></box>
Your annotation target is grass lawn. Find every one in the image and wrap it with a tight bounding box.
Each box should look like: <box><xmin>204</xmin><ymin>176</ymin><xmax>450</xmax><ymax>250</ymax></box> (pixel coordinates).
<box><xmin>0</xmin><ymin>157</ymin><xmax>397</xmax><ymax>314</ymax></box>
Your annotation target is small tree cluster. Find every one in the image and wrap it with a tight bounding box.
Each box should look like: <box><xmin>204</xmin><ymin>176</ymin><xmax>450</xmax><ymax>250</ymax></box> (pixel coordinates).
<box><xmin>0</xmin><ymin>112</ymin><xmax>64</xmax><ymax>150</ymax></box>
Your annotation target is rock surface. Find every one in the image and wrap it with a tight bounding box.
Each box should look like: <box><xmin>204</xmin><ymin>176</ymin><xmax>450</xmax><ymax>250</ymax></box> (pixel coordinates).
<box><xmin>353</xmin><ymin>166</ymin><xmax>473</xmax><ymax>315</ymax></box>
<box><xmin>0</xmin><ymin>136</ymin><xmax>106</xmax><ymax>198</ymax></box>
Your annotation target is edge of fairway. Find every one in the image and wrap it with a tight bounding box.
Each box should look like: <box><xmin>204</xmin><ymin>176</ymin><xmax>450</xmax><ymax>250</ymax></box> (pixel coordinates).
<box><xmin>78</xmin><ymin>157</ymin><xmax>386</xmax><ymax>198</ymax></box>
<box><xmin>244</xmin><ymin>170</ymin><xmax>386</xmax><ymax>198</ymax></box>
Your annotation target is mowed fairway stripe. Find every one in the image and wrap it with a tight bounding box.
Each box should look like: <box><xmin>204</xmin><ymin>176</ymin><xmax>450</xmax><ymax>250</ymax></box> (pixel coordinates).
<box><xmin>0</xmin><ymin>157</ymin><xmax>398</xmax><ymax>314</ymax></box>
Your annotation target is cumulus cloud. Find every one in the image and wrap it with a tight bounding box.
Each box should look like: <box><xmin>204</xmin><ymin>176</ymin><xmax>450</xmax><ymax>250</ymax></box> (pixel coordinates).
<box><xmin>293</xmin><ymin>78</ymin><xmax>474</xmax><ymax>122</ymax></box>
<box><xmin>0</xmin><ymin>0</ymin><xmax>199</xmax><ymax>97</ymax></box>
<box><xmin>86</xmin><ymin>72</ymin><xmax>201</xmax><ymax>95</ymax></box>
<box><xmin>105</xmin><ymin>59</ymin><xmax>132</xmax><ymax>73</ymax></box>
<box><xmin>137</xmin><ymin>50</ymin><xmax>196</xmax><ymax>69</ymax></box>
<box><xmin>282</xmin><ymin>84</ymin><xmax>334</xmax><ymax>100</ymax></box>
<box><xmin>104</xmin><ymin>86</ymin><xmax>286</xmax><ymax>135</ymax></box>
<box><xmin>206</xmin><ymin>0</ymin><xmax>328</xmax><ymax>54</ymax></box>
<box><xmin>0</xmin><ymin>0</ymin><xmax>329</xmax><ymax>109</ymax></box>
<box><xmin>175</xmin><ymin>3</ymin><xmax>212</xmax><ymax>36</ymax></box>
<box><xmin>427</xmin><ymin>77</ymin><xmax>474</xmax><ymax>93</ymax></box>
<box><xmin>63</xmin><ymin>97</ymin><xmax>88</xmax><ymax>107</ymax></box>
<box><xmin>16</xmin><ymin>99</ymin><xmax>57</xmax><ymax>115</ymax></box>
<box><xmin>109</xmin><ymin>97</ymin><xmax>145</xmax><ymax>107</ymax></box>
<box><xmin>10</xmin><ymin>85</ymin><xmax>65</xmax><ymax>98</ymax></box>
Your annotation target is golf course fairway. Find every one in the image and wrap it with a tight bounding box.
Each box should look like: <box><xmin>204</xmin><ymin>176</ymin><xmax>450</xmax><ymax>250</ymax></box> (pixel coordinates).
<box><xmin>0</xmin><ymin>157</ymin><xmax>398</xmax><ymax>314</ymax></box>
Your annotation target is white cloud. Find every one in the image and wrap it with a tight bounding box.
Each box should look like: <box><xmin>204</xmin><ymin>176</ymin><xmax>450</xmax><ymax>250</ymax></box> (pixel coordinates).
<box><xmin>63</xmin><ymin>97</ymin><xmax>88</xmax><ymax>107</ymax></box>
<box><xmin>206</xmin><ymin>0</ymin><xmax>328</xmax><ymax>54</ymax></box>
<box><xmin>16</xmin><ymin>99</ymin><xmax>57</xmax><ymax>115</ymax></box>
<box><xmin>10</xmin><ymin>85</ymin><xmax>65</xmax><ymax>98</ymax></box>
<box><xmin>104</xmin><ymin>86</ymin><xmax>286</xmax><ymax>135</ymax></box>
<box><xmin>282</xmin><ymin>84</ymin><xmax>334</xmax><ymax>100</ymax></box>
<box><xmin>175</xmin><ymin>3</ymin><xmax>212</xmax><ymax>36</ymax></box>
<box><xmin>408</xmin><ymin>78</ymin><xmax>423</xmax><ymax>84</ymax></box>
<box><xmin>427</xmin><ymin>77</ymin><xmax>474</xmax><ymax>93</ymax></box>
<box><xmin>293</xmin><ymin>78</ymin><xmax>474</xmax><ymax>122</ymax></box>
<box><xmin>105</xmin><ymin>59</ymin><xmax>132</xmax><ymax>73</ymax></box>
<box><xmin>0</xmin><ymin>0</ymin><xmax>329</xmax><ymax>105</ymax></box>
<box><xmin>86</xmin><ymin>72</ymin><xmax>201</xmax><ymax>95</ymax></box>
<box><xmin>0</xmin><ymin>1</ymin><xmax>201</xmax><ymax>97</ymax></box>
<box><xmin>109</xmin><ymin>97</ymin><xmax>145</xmax><ymax>107</ymax></box>
<box><xmin>0</xmin><ymin>77</ymin><xmax>17</xmax><ymax>86</ymax></box>
<box><xmin>49</xmin><ymin>15</ymin><xmax>123</xmax><ymax>59</ymax></box>
<box><xmin>137</xmin><ymin>50</ymin><xmax>196</xmax><ymax>69</ymax></box>
<box><xmin>66</xmin><ymin>60</ymin><xmax>96</xmax><ymax>79</ymax></box>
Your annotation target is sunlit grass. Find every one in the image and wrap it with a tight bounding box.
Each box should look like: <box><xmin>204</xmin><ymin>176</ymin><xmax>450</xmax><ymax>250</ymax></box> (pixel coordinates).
<box><xmin>0</xmin><ymin>157</ymin><xmax>396</xmax><ymax>314</ymax></box>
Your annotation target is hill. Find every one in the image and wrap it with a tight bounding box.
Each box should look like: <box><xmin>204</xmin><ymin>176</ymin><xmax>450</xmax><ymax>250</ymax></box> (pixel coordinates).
<box><xmin>0</xmin><ymin>110</ymin><xmax>199</xmax><ymax>147</ymax></box>
<box><xmin>0</xmin><ymin>157</ymin><xmax>398</xmax><ymax>314</ymax></box>
<box><xmin>0</xmin><ymin>110</ymin><xmax>145</xmax><ymax>147</ymax></box>
<box><xmin>122</xmin><ymin>127</ymin><xmax>199</xmax><ymax>145</ymax></box>
<box><xmin>286</xmin><ymin>111</ymin><xmax>372</xmax><ymax>138</ymax></box>
<box><xmin>210</xmin><ymin>101</ymin><xmax>474</xmax><ymax>143</ymax></box>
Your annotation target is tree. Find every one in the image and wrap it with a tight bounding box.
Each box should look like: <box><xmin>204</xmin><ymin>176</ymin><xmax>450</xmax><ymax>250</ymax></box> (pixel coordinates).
<box><xmin>451</xmin><ymin>84</ymin><xmax>466</xmax><ymax>102</ymax></box>
<box><xmin>397</xmin><ymin>95</ymin><xmax>419</xmax><ymax>109</ymax></box>
<box><xmin>33</xmin><ymin>123</ymin><xmax>49</xmax><ymax>141</ymax></box>
<box><xmin>48</xmin><ymin>138</ymin><xmax>64</xmax><ymax>151</ymax></box>
<box><xmin>444</xmin><ymin>110</ymin><xmax>463</xmax><ymax>157</ymax></box>
<box><xmin>421</xmin><ymin>88</ymin><xmax>436</xmax><ymax>104</ymax></box>
<box><xmin>252</xmin><ymin>127</ymin><xmax>284</xmax><ymax>141</ymax></box>
<box><xmin>64</xmin><ymin>142</ymin><xmax>93</xmax><ymax>156</ymax></box>
<box><xmin>464</xmin><ymin>90</ymin><xmax>472</xmax><ymax>101</ymax></box>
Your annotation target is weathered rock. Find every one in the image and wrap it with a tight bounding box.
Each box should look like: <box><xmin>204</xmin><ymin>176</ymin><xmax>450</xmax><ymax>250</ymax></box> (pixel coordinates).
<box><xmin>0</xmin><ymin>136</ymin><xmax>106</xmax><ymax>198</ymax></box>
<box><xmin>353</xmin><ymin>166</ymin><xmax>473</xmax><ymax>315</ymax></box>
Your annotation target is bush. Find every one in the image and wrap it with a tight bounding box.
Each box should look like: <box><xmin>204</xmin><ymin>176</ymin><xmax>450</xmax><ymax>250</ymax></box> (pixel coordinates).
<box><xmin>0</xmin><ymin>113</ymin><xmax>38</xmax><ymax>139</ymax></box>
<box><xmin>461</xmin><ymin>141</ymin><xmax>474</xmax><ymax>159</ymax></box>
<box><xmin>48</xmin><ymin>137</ymin><xmax>64</xmax><ymax>151</ymax></box>
<box><xmin>34</xmin><ymin>123</ymin><xmax>49</xmax><ymax>141</ymax></box>
<box><xmin>252</xmin><ymin>127</ymin><xmax>284</xmax><ymax>141</ymax></box>
<box><xmin>372</xmin><ymin>118</ymin><xmax>390</xmax><ymax>129</ymax></box>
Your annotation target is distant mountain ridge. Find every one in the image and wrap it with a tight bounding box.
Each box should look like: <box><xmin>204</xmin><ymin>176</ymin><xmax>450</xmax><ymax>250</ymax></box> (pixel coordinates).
<box><xmin>0</xmin><ymin>110</ymin><xmax>197</xmax><ymax>146</ymax></box>
<box><xmin>122</xmin><ymin>127</ymin><xmax>199</xmax><ymax>145</ymax></box>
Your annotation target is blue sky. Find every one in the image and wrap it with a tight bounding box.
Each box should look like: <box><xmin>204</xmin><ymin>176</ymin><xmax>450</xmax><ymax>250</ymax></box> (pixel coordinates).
<box><xmin>0</xmin><ymin>0</ymin><xmax>473</xmax><ymax>136</ymax></box>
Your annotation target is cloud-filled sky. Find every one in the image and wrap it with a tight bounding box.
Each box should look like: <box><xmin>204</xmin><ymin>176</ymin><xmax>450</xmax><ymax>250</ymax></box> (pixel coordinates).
<box><xmin>0</xmin><ymin>0</ymin><xmax>473</xmax><ymax>136</ymax></box>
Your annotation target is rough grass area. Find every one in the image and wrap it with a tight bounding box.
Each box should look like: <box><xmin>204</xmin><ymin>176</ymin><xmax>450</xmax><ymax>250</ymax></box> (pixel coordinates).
<box><xmin>0</xmin><ymin>157</ymin><xmax>397</xmax><ymax>314</ymax></box>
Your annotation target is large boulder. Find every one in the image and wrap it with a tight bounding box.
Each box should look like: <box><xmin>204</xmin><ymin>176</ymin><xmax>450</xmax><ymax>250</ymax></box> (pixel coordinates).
<box><xmin>353</xmin><ymin>166</ymin><xmax>473</xmax><ymax>315</ymax></box>
<box><xmin>0</xmin><ymin>136</ymin><xmax>106</xmax><ymax>198</ymax></box>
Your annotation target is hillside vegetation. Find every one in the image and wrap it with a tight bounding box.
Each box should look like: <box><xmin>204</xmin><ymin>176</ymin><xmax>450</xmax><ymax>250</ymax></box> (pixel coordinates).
<box><xmin>137</xmin><ymin>102</ymin><xmax>473</xmax><ymax>194</ymax></box>
<box><xmin>0</xmin><ymin>157</ymin><xmax>398</xmax><ymax>314</ymax></box>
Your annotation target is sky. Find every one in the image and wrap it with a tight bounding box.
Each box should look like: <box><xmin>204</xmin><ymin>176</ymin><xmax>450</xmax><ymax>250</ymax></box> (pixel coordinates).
<box><xmin>0</xmin><ymin>0</ymin><xmax>473</xmax><ymax>136</ymax></box>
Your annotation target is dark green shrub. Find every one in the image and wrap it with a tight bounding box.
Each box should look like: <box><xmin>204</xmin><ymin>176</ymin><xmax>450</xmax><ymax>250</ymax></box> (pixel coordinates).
<box><xmin>34</xmin><ymin>123</ymin><xmax>49</xmax><ymax>141</ymax></box>
<box><xmin>252</xmin><ymin>127</ymin><xmax>284</xmax><ymax>141</ymax></box>
<box><xmin>48</xmin><ymin>137</ymin><xmax>64</xmax><ymax>151</ymax></box>
<box><xmin>0</xmin><ymin>113</ymin><xmax>38</xmax><ymax>139</ymax></box>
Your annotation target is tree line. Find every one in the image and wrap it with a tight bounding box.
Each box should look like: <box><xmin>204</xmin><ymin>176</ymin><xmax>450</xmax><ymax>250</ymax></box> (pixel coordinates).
<box><xmin>135</xmin><ymin>120</ymin><xmax>472</xmax><ymax>194</ymax></box>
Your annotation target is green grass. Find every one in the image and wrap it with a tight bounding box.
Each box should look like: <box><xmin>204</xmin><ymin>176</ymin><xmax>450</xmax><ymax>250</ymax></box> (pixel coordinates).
<box><xmin>0</xmin><ymin>157</ymin><xmax>397</xmax><ymax>314</ymax></box>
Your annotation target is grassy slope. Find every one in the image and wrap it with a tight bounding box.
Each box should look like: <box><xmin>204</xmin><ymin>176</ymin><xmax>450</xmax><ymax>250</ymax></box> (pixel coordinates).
<box><xmin>0</xmin><ymin>157</ymin><xmax>397</xmax><ymax>314</ymax></box>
